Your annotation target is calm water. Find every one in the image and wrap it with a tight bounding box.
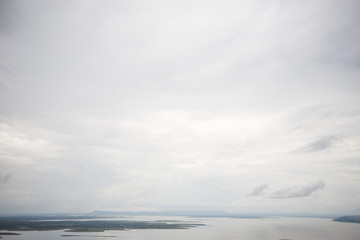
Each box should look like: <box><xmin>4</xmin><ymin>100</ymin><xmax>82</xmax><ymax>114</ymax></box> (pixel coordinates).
<box><xmin>1</xmin><ymin>216</ymin><xmax>359</xmax><ymax>240</ymax></box>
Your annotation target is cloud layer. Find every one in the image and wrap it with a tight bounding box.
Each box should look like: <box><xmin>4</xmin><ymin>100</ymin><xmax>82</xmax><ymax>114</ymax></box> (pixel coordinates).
<box><xmin>0</xmin><ymin>0</ymin><xmax>360</xmax><ymax>215</ymax></box>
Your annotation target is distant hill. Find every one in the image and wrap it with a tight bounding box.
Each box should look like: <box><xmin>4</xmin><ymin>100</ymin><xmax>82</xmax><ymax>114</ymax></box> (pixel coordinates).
<box><xmin>87</xmin><ymin>210</ymin><xmax>332</xmax><ymax>218</ymax></box>
<box><xmin>88</xmin><ymin>210</ymin><xmax>230</xmax><ymax>217</ymax></box>
<box><xmin>333</xmin><ymin>215</ymin><xmax>360</xmax><ymax>224</ymax></box>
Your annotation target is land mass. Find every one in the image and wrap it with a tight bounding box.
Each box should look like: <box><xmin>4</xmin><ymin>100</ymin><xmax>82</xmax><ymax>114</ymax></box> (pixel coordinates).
<box><xmin>333</xmin><ymin>215</ymin><xmax>360</xmax><ymax>224</ymax></box>
<box><xmin>0</xmin><ymin>216</ymin><xmax>204</xmax><ymax>232</ymax></box>
<box><xmin>88</xmin><ymin>210</ymin><xmax>335</xmax><ymax>218</ymax></box>
<box><xmin>61</xmin><ymin>234</ymin><xmax>117</xmax><ymax>237</ymax></box>
<box><xmin>0</xmin><ymin>232</ymin><xmax>21</xmax><ymax>239</ymax></box>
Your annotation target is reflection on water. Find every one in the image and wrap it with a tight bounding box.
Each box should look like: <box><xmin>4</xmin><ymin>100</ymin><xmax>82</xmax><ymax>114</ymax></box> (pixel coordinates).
<box><xmin>1</xmin><ymin>216</ymin><xmax>359</xmax><ymax>240</ymax></box>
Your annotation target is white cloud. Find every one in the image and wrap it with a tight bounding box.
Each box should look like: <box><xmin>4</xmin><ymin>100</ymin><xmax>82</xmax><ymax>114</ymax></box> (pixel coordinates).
<box><xmin>0</xmin><ymin>0</ymin><xmax>359</xmax><ymax>215</ymax></box>
<box><xmin>0</xmin><ymin>122</ymin><xmax>62</xmax><ymax>166</ymax></box>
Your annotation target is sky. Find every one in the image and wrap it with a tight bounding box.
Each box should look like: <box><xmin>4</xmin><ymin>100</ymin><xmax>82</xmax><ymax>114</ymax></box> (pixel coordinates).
<box><xmin>0</xmin><ymin>0</ymin><xmax>360</xmax><ymax>215</ymax></box>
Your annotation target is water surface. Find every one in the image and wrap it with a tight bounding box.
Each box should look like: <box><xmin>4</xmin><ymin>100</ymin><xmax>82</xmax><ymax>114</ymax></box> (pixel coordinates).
<box><xmin>1</xmin><ymin>216</ymin><xmax>359</xmax><ymax>240</ymax></box>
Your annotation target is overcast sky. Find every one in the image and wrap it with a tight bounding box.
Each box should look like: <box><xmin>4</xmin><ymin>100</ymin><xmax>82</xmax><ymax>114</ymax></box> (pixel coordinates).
<box><xmin>1</xmin><ymin>0</ymin><xmax>360</xmax><ymax>215</ymax></box>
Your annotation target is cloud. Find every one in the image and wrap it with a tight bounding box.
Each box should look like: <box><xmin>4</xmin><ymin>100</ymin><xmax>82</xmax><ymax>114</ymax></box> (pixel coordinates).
<box><xmin>0</xmin><ymin>171</ymin><xmax>12</xmax><ymax>184</ymax></box>
<box><xmin>298</xmin><ymin>136</ymin><xmax>339</xmax><ymax>153</ymax></box>
<box><xmin>0</xmin><ymin>121</ymin><xmax>63</xmax><ymax>167</ymax></box>
<box><xmin>0</xmin><ymin>0</ymin><xmax>16</xmax><ymax>35</ymax></box>
<box><xmin>248</xmin><ymin>184</ymin><xmax>268</xmax><ymax>196</ymax></box>
<box><xmin>0</xmin><ymin>64</ymin><xmax>12</xmax><ymax>75</ymax></box>
<box><xmin>272</xmin><ymin>180</ymin><xmax>325</xmax><ymax>199</ymax></box>
<box><xmin>0</xmin><ymin>0</ymin><xmax>359</xmax><ymax>215</ymax></box>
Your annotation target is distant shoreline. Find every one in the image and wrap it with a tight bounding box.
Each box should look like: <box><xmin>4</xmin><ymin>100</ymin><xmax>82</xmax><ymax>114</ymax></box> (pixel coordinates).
<box><xmin>0</xmin><ymin>216</ymin><xmax>204</xmax><ymax>233</ymax></box>
<box><xmin>333</xmin><ymin>216</ymin><xmax>360</xmax><ymax>224</ymax></box>
<box><xmin>0</xmin><ymin>232</ymin><xmax>21</xmax><ymax>238</ymax></box>
<box><xmin>61</xmin><ymin>234</ymin><xmax>117</xmax><ymax>237</ymax></box>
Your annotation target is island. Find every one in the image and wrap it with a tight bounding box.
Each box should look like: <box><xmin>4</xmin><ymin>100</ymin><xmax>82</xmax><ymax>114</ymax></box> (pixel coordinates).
<box><xmin>333</xmin><ymin>215</ymin><xmax>360</xmax><ymax>224</ymax></box>
<box><xmin>0</xmin><ymin>216</ymin><xmax>204</xmax><ymax>233</ymax></box>
<box><xmin>0</xmin><ymin>232</ymin><xmax>21</xmax><ymax>238</ymax></box>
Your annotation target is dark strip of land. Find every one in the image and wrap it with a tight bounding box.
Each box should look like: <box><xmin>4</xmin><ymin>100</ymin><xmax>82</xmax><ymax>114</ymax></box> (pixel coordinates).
<box><xmin>333</xmin><ymin>215</ymin><xmax>360</xmax><ymax>224</ymax></box>
<box><xmin>61</xmin><ymin>234</ymin><xmax>116</xmax><ymax>237</ymax></box>
<box><xmin>0</xmin><ymin>216</ymin><xmax>204</xmax><ymax>232</ymax></box>
<box><xmin>0</xmin><ymin>232</ymin><xmax>22</xmax><ymax>238</ymax></box>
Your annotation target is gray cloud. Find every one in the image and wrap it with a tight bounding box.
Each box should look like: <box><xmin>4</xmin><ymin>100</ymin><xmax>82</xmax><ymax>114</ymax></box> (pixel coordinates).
<box><xmin>0</xmin><ymin>0</ymin><xmax>18</xmax><ymax>36</ymax></box>
<box><xmin>272</xmin><ymin>180</ymin><xmax>325</xmax><ymax>199</ymax></box>
<box><xmin>248</xmin><ymin>184</ymin><xmax>268</xmax><ymax>196</ymax></box>
<box><xmin>0</xmin><ymin>1</ymin><xmax>10</xmax><ymax>34</ymax></box>
<box><xmin>0</xmin><ymin>65</ymin><xmax>12</xmax><ymax>75</ymax></box>
<box><xmin>299</xmin><ymin>136</ymin><xmax>339</xmax><ymax>153</ymax></box>
<box><xmin>0</xmin><ymin>171</ymin><xmax>12</xmax><ymax>184</ymax></box>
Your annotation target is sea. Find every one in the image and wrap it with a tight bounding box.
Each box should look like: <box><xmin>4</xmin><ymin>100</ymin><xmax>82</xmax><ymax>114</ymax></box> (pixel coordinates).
<box><xmin>1</xmin><ymin>216</ymin><xmax>359</xmax><ymax>240</ymax></box>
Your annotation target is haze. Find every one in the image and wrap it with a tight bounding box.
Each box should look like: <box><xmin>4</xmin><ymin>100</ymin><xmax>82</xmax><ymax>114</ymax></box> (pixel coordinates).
<box><xmin>0</xmin><ymin>0</ymin><xmax>359</xmax><ymax>215</ymax></box>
